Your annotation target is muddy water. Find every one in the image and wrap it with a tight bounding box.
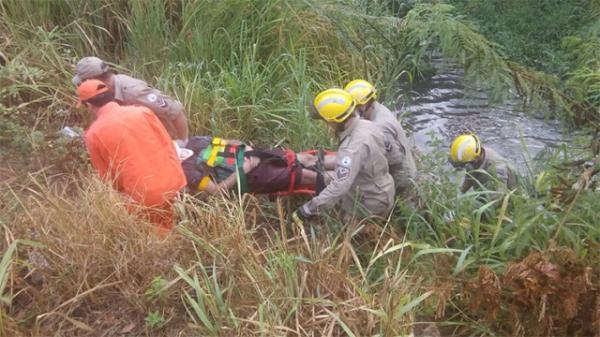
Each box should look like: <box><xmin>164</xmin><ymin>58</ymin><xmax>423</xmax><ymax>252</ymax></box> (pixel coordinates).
<box><xmin>400</xmin><ymin>60</ymin><xmax>566</xmax><ymax>170</ymax></box>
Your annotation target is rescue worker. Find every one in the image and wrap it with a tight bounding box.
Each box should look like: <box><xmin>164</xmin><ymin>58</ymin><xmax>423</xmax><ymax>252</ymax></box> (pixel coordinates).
<box><xmin>449</xmin><ymin>134</ymin><xmax>517</xmax><ymax>194</ymax></box>
<box><xmin>344</xmin><ymin>79</ymin><xmax>417</xmax><ymax>195</ymax></box>
<box><xmin>293</xmin><ymin>88</ymin><xmax>395</xmax><ymax>223</ymax></box>
<box><xmin>72</xmin><ymin>56</ymin><xmax>189</xmax><ymax>145</ymax></box>
<box><xmin>180</xmin><ymin>136</ymin><xmax>336</xmax><ymax>195</ymax></box>
<box><xmin>78</xmin><ymin>79</ymin><xmax>186</xmax><ymax>233</ymax></box>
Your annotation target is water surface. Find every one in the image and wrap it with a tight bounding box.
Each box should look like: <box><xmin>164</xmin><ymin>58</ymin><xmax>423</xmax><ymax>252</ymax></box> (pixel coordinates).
<box><xmin>399</xmin><ymin>59</ymin><xmax>567</xmax><ymax>170</ymax></box>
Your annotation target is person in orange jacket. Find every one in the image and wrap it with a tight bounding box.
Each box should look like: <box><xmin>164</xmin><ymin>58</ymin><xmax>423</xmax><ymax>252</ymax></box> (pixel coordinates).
<box><xmin>78</xmin><ymin>79</ymin><xmax>186</xmax><ymax>233</ymax></box>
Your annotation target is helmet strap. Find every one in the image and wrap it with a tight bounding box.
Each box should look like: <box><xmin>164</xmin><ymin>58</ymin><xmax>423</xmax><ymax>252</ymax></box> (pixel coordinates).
<box><xmin>477</xmin><ymin>147</ymin><xmax>486</xmax><ymax>164</ymax></box>
<box><xmin>356</xmin><ymin>107</ymin><xmax>364</xmax><ymax>118</ymax></box>
<box><xmin>470</xmin><ymin>148</ymin><xmax>485</xmax><ymax>168</ymax></box>
<box><xmin>363</xmin><ymin>101</ymin><xmax>375</xmax><ymax>120</ymax></box>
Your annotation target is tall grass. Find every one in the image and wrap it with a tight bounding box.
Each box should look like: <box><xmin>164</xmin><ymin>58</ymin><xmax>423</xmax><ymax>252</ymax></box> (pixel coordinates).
<box><xmin>0</xmin><ymin>170</ymin><xmax>435</xmax><ymax>336</ymax></box>
<box><xmin>398</xmin><ymin>138</ymin><xmax>600</xmax><ymax>335</ymax></box>
<box><xmin>1</xmin><ymin>0</ymin><xmax>408</xmax><ymax>148</ymax></box>
<box><xmin>407</xmin><ymin>137</ymin><xmax>599</xmax><ymax>262</ymax></box>
<box><xmin>0</xmin><ymin>240</ymin><xmax>17</xmax><ymax>335</ymax></box>
<box><xmin>3</xmin><ymin>142</ymin><xmax>597</xmax><ymax>336</ymax></box>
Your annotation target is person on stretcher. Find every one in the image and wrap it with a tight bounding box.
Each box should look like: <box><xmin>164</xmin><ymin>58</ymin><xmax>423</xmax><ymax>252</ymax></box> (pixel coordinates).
<box><xmin>179</xmin><ymin>136</ymin><xmax>336</xmax><ymax>195</ymax></box>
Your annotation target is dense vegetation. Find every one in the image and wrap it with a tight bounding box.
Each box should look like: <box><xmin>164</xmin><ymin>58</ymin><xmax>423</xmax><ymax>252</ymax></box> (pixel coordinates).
<box><xmin>450</xmin><ymin>0</ymin><xmax>600</xmax><ymax>125</ymax></box>
<box><xmin>1</xmin><ymin>0</ymin><xmax>598</xmax><ymax>336</ymax></box>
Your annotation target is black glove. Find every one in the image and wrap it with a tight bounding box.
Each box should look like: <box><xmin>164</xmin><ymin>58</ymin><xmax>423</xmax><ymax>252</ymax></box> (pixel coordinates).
<box><xmin>291</xmin><ymin>206</ymin><xmax>310</xmax><ymax>226</ymax></box>
<box><xmin>315</xmin><ymin>171</ymin><xmax>326</xmax><ymax>195</ymax></box>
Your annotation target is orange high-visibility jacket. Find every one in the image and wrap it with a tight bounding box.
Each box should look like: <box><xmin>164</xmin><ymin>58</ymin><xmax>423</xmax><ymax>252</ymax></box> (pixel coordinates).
<box><xmin>84</xmin><ymin>102</ymin><xmax>186</xmax><ymax>207</ymax></box>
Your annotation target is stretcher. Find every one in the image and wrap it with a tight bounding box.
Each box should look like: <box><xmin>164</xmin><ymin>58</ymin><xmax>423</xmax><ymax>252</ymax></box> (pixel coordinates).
<box><xmin>177</xmin><ymin>137</ymin><xmax>335</xmax><ymax>197</ymax></box>
<box><xmin>269</xmin><ymin>149</ymin><xmax>335</xmax><ymax>197</ymax></box>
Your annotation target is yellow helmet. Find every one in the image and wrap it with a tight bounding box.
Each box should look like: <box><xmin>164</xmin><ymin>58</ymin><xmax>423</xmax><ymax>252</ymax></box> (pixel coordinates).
<box><xmin>313</xmin><ymin>88</ymin><xmax>356</xmax><ymax>123</ymax></box>
<box><xmin>450</xmin><ymin>134</ymin><xmax>482</xmax><ymax>163</ymax></box>
<box><xmin>344</xmin><ymin>79</ymin><xmax>377</xmax><ymax>105</ymax></box>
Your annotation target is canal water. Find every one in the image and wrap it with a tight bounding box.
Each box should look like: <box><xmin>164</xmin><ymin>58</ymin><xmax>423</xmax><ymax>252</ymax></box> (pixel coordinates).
<box><xmin>399</xmin><ymin>59</ymin><xmax>567</xmax><ymax>170</ymax></box>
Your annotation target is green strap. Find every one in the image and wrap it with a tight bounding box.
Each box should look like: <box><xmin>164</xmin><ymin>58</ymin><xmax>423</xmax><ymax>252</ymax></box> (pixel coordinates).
<box><xmin>236</xmin><ymin>145</ymin><xmax>249</xmax><ymax>194</ymax></box>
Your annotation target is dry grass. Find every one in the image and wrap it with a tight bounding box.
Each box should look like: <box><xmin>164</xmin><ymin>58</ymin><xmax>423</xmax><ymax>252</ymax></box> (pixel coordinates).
<box><xmin>2</xmin><ymin>171</ymin><xmax>196</xmax><ymax>336</ymax></box>
<box><xmin>3</xmin><ymin>167</ymin><xmax>598</xmax><ymax>336</ymax></box>
<box><xmin>0</xmin><ymin>169</ymin><xmax>424</xmax><ymax>336</ymax></box>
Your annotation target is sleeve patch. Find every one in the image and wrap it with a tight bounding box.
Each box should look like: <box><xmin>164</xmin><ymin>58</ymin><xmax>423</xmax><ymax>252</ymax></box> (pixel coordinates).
<box><xmin>384</xmin><ymin>140</ymin><xmax>392</xmax><ymax>152</ymax></box>
<box><xmin>336</xmin><ymin>166</ymin><xmax>350</xmax><ymax>180</ymax></box>
<box><xmin>157</xmin><ymin>96</ymin><xmax>168</xmax><ymax>108</ymax></box>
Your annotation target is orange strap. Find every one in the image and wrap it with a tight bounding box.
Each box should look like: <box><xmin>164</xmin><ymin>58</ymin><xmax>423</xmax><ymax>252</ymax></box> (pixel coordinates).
<box><xmin>285</xmin><ymin>150</ymin><xmax>297</xmax><ymax>194</ymax></box>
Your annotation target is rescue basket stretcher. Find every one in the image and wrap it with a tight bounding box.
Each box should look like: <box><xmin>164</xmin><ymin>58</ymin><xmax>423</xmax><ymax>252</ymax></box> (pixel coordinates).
<box><xmin>177</xmin><ymin>137</ymin><xmax>334</xmax><ymax>197</ymax></box>
<box><xmin>267</xmin><ymin>149</ymin><xmax>335</xmax><ymax>197</ymax></box>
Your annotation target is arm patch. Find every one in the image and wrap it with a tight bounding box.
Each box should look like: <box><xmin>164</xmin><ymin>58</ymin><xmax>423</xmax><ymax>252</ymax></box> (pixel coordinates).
<box><xmin>147</xmin><ymin>93</ymin><xmax>169</xmax><ymax>108</ymax></box>
<box><xmin>340</xmin><ymin>156</ymin><xmax>352</xmax><ymax>167</ymax></box>
<box><xmin>146</xmin><ymin>93</ymin><xmax>158</xmax><ymax>102</ymax></box>
<box><xmin>384</xmin><ymin>140</ymin><xmax>392</xmax><ymax>152</ymax></box>
<box><xmin>336</xmin><ymin>166</ymin><xmax>350</xmax><ymax>180</ymax></box>
<box><xmin>336</xmin><ymin>155</ymin><xmax>353</xmax><ymax>180</ymax></box>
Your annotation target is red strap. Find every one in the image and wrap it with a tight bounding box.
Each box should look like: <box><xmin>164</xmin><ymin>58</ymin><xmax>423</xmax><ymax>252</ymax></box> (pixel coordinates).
<box><xmin>271</xmin><ymin>188</ymin><xmax>315</xmax><ymax>197</ymax></box>
<box><xmin>267</xmin><ymin>149</ymin><xmax>337</xmax><ymax>197</ymax></box>
<box><xmin>227</xmin><ymin>145</ymin><xmax>239</xmax><ymax>166</ymax></box>
<box><xmin>285</xmin><ymin>150</ymin><xmax>297</xmax><ymax>193</ymax></box>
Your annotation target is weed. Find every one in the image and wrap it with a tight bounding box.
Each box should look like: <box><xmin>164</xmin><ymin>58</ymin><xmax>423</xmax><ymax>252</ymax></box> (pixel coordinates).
<box><xmin>145</xmin><ymin>311</ymin><xmax>166</xmax><ymax>330</ymax></box>
<box><xmin>145</xmin><ymin>276</ymin><xmax>169</xmax><ymax>302</ymax></box>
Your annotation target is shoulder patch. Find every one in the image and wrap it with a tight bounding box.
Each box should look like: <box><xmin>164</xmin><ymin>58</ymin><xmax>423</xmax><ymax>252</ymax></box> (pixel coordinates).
<box><xmin>384</xmin><ymin>140</ymin><xmax>392</xmax><ymax>152</ymax></box>
<box><xmin>157</xmin><ymin>96</ymin><xmax>168</xmax><ymax>108</ymax></box>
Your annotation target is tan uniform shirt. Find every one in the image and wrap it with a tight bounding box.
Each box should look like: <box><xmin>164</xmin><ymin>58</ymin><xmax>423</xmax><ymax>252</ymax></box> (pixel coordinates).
<box><xmin>370</xmin><ymin>102</ymin><xmax>417</xmax><ymax>193</ymax></box>
<box><xmin>301</xmin><ymin>118</ymin><xmax>395</xmax><ymax>218</ymax></box>
<box><xmin>462</xmin><ymin>147</ymin><xmax>517</xmax><ymax>193</ymax></box>
<box><xmin>113</xmin><ymin>74</ymin><xmax>184</xmax><ymax>139</ymax></box>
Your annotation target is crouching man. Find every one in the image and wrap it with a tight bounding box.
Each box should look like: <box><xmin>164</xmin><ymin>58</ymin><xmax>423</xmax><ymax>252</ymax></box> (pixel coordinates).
<box><xmin>78</xmin><ymin>79</ymin><xmax>186</xmax><ymax>233</ymax></box>
<box><xmin>344</xmin><ymin>79</ymin><xmax>417</xmax><ymax>196</ymax></box>
<box><xmin>449</xmin><ymin>134</ymin><xmax>517</xmax><ymax>194</ymax></box>
<box><xmin>73</xmin><ymin>56</ymin><xmax>189</xmax><ymax>145</ymax></box>
<box><xmin>293</xmin><ymin>88</ymin><xmax>395</xmax><ymax>224</ymax></box>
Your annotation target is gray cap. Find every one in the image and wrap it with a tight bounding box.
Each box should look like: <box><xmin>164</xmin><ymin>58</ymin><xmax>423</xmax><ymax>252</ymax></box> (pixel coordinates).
<box><xmin>72</xmin><ymin>57</ymin><xmax>110</xmax><ymax>86</ymax></box>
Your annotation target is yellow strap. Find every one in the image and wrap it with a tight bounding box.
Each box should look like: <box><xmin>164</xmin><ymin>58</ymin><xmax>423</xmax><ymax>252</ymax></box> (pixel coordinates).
<box><xmin>197</xmin><ymin>176</ymin><xmax>211</xmax><ymax>191</ymax></box>
<box><xmin>206</xmin><ymin>144</ymin><xmax>225</xmax><ymax>167</ymax></box>
<box><xmin>212</xmin><ymin>137</ymin><xmax>227</xmax><ymax>146</ymax></box>
<box><xmin>206</xmin><ymin>137</ymin><xmax>228</xmax><ymax>167</ymax></box>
